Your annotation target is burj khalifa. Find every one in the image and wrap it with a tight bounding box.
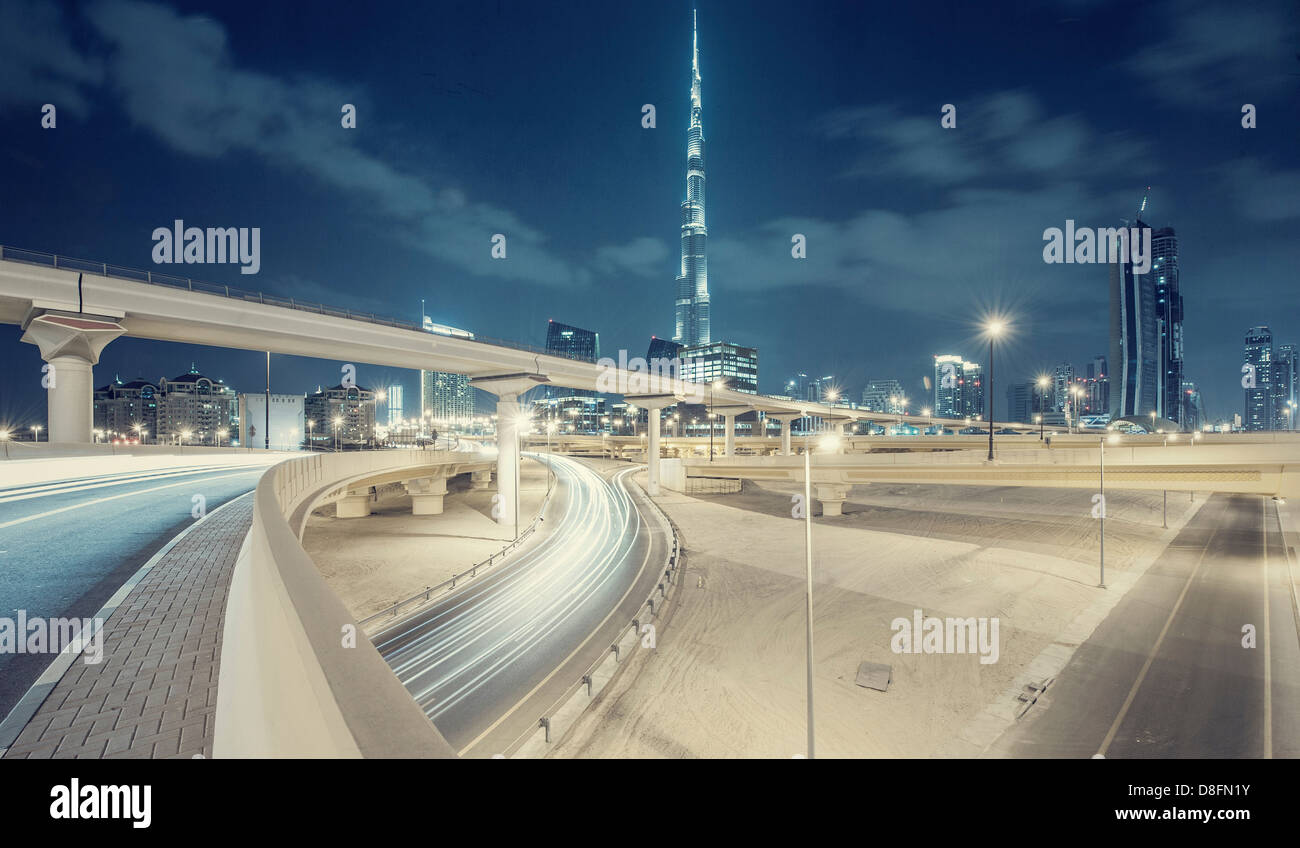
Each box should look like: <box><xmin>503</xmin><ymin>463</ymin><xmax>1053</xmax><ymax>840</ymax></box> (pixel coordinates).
<box><xmin>673</xmin><ymin>9</ymin><xmax>710</xmax><ymax>347</ymax></box>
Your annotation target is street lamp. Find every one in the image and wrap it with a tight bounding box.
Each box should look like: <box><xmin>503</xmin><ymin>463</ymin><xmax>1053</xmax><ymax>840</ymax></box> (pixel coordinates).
<box><xmin>708</xmin><ymin>379</ymin><xmax>725</xmax><ymax>461</ymax></box>
<box><xmin>333</xmin><ymin>415</ymin><xmax>343</xmax><ymax>451</ymax></box>
<box><xmin>0</xmin><ymin>429</ymin><xmax>10</xmax><ymax>458</ymax></box>
<box><xmin>306</xmin><ymin>419</ymin><xmax>315</xmax><ymax>451</ymax></box>
<box><xmin>800</xmin><ymin>430</ymin><xmax>842</xmax><ymax>759</ymax></box>
<box><xmin>217</xmin><ymin>428</ymin><xmax>229</xmax><ymax>448</ymax></box>
<box><xmin>1036</xmin><ymin>376</ymin><xmax>1050</xmax><ymax>440</ymax></box>
<box><xmin>985</xmin><ymin>319</ymin><xmax>1006</xmax><ymax>461</ymax></box>
<box><xmin>31</xmin><ymin>424</ymin><xmax>42</xmax><ymax>443</ymax></box>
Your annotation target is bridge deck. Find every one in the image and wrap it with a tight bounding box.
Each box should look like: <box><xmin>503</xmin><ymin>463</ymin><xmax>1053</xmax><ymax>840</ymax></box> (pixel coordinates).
<box><xmin>1</xmin><ymin>498</ymin><xmax>252</xmax><ymax>759</ymax></box>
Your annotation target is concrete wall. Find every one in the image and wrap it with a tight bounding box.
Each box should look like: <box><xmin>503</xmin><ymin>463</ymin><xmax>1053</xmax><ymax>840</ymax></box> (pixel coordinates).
<box><xmin>214</xmin><ymin>450</ymin><xmax>489</xmax><ymax>758</ymax></box>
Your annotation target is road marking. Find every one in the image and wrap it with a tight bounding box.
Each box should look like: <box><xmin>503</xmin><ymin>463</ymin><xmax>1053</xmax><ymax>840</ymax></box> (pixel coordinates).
<box><xmin>1095</xmin><ymin>503</ymin><xmax>1222</xmax><ymax>758</ymax></box>
<box><xmin>0</xmin><ymin>469</ymin><xmax>264</xmax><ymax>531</ymax></box>
<box><xmin>1262</xmin><ymin>496</ymin><xmax>1272</xmax><ymax>759</ymax></box>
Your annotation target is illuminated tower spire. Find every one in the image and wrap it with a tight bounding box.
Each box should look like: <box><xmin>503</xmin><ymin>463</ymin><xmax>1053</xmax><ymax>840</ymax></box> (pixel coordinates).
<box><xmin>675</xmin><ymin>7</ymin><xmax>710</xmax><ymax>346</ymax></box>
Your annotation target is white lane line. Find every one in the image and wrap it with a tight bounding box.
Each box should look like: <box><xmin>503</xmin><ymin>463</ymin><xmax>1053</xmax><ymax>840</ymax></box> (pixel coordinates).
<box><xmin>0</xmin><ymin>469</ymin><xmax>265</xmax><ymax>531</ymax></box>
<box><xmin>0</xmin><ymin>464</ymin><xmax>246</xmax><ymax>503</ymax></box>
<box><xmin>1263</xmin><ymin>496</ymin><xmax>1272</xmax><ymax>759</ymax></box>
<box><xmin>1096</xmin><ymin>507</ymin><xmax>1223</xmax><ymax>758</ymax></box>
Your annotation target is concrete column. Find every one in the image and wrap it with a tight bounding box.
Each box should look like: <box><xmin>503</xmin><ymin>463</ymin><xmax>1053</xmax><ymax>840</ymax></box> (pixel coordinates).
<box><xmin>404</xmin><ymin>476</ymin><xmax>448</xmax><ymax>515</ymax></box>
<box><xmin>647</xmin><ymin>408</ymin><xmax>662</xmax><ymax>495</ymax></box>
<box><xmin>20</xmin><ymin>313</ymin><xmax>125</xmax><ymax>443</ymax></box>
<box><xmin>496</xmin><ymin>395</ymin><xmax>521</xmax><ymax>528</ymax></box>
<box><xmin>336</xmin><ymin>490</ymin><xmax>372</xmax><ymax>518</ymax></box>
<box><xmin>723</xmin><ymin>414</ymin><xmax>736</xmax><ymax>457</ymax></box>
<box><xmin>470</xmin><ymin>470</ymin><xmax>492</xmax><ymax>490</ymax></box>
<box><xmin>815</xmin><ymin>484</ymin><xmax>849</xmax><ymax>517</ymax></box>
<box><xmin>766</xmin><ymin>415</ymin><xmax>796</xmax><ymax>456</ymax></box>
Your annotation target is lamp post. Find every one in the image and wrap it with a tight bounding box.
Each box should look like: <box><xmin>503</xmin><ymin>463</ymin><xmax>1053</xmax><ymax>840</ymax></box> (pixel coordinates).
<box><xmin>333</xmin><ymin>415</ymin><xmax>343</xmax><ymax>451</ymax></box>
<box><xmin>0</xmin><ymin>429</ymin><xmax>10</xmax><ymax>458</ymax></box>
<box><xmin>985</xmin><ymin>320</ymin><xmax>1005</xmax><ymax>461</ymax></box>
<box><xmin>1036</xmin><ymin>376</ymin><xmax>1050</xmax><ymax>439</ymax></box>
<box><xmin>217</xmin><ymin>428</ymin><xmax>228</xmax><ymax>448</ymax></box>
<box><xmin>31</xmin><ymin>424</ymin><xmax>42</xmax><ymax>443</ymax></box>
<box><xmin>800</xmin><ymin>431</ymin><xmax>840</xmax><ymax>759</ymax></box>
<box><xmin>306</xmin><ymin>419</ymin><xmax>315</xmax><ymax>451</ymax></box>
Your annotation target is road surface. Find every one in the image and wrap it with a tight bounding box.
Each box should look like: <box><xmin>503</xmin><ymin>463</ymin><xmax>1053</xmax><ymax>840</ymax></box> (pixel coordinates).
<box><xmin>992</xmin><ymin>493</ymin><xmax>1300</xmax><ymax>758</ymax></box>
<box><xmin>375</xmin><ymin>454</ymin><xmax>670</xmax><ymax>755</ymax></box>
<box><xmin>0</xmin><ymin>460</ymin><xmax>276</xmax><ymax>719</ymax></box>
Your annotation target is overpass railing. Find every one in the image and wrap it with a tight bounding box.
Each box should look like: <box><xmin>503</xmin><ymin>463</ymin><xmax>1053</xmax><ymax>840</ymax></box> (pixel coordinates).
<box><xmin>215</xmin><ymin>449</ymin><xmax>493</xmax><ymax>758</ymax></box>
<box><xmin>0</xmin><ymin>244</ymin><xmax>553</xmax><ymax>357</ymax></box>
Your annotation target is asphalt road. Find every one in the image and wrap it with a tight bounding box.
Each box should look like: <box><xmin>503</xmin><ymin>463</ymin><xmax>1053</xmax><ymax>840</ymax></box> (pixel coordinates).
<box><xmin>993</xmin><ymin>493</ymin><xmax>1300</xmax><ymax>758</ymax></box>
<box><xmin>0</xmin><ymin>462</ymin><xmax>274</xmax><ymax>719</ymax></box>
<box><xmin>375</xmin><ymin>454</ymin><xmax>670</xmax><ymax>755</ymax></box>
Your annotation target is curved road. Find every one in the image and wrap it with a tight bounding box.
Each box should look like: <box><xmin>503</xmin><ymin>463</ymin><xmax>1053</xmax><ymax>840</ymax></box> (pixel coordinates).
<box><xmin>0</xmin><ymin>459</ymin><xmax>277</xmax><ymax>719</ymax></box>
<box><xmin>375</xmin><ymin>454</ymin><xmax>669</xmax><ymax>756</ymax></box>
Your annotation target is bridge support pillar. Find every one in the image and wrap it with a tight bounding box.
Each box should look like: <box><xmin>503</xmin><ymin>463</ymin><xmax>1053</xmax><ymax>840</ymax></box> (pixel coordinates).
<box><xmin>627</xmin><ymin>395</ymin><xmax>678</xmax><ymax>496</ymax></box>
<box><xmin>815</xmin><ymin>484</ymin><xmax>849</xmax><ymax>517</ymax></box>
<box><xmin>20</xmin><ymin>312</ymin><xmax>126</xmax><ymax>443</ymax></box>
<box><xmin>467</xmin><ymin>373</ymin><xmax>551</xmax><ymax>530</ymax></box>
<box><xmin>404</xmin><ymin>476</ymin><xmax>448</xmax><ymax>515</ymax></box>
<box><xmin>723</xmin><ymin>414</ymin><xmax>736</xmax><ymax>457</ymax></box>
<box><xmin>470</xmin><ymin>470</ymin><xmax>492</xmax><ymax>490</ymax></box>
<box><xmin>765</xmin><ymin>414</ymin><xmax>798</xmax><ymax>456</ymax></box>
<box><xmin>336</xmin><ymin>490</ymin><xmax>372</xmax><ymax>518</ymax></box>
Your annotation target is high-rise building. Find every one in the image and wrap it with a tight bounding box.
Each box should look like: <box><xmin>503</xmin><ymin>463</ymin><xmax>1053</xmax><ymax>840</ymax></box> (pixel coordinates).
<box><xmin>1052</xmin><ymin>362</ymin><xmax>1075</xmax><ymax>413</ymax></box>
<box><xmin>863</xmin><ymin>379</ymin><xmax>904</xmax><ymax>413</ymax></box>
<box><xmin>545</xmin><ymin>319</ymin><xmax>600</xmax><ymax>363</ymax></box>
<box><xmin>1152</xmin><ymin>227</ymin><xmax>1184</xmax><ymax>422</ymax></box>
<box><xmin>1180</xmin><ymin>379</ymin><xmax>1205</xmax><ymax>432</ymax></box>
<box><xmin>962</xmin><ymin>362</ymin><xmax>985</xmax><ymax>421</ymax></box>
<box><xmin>1006</xmin><ymin>382</ymin><xmax>1035</xmax><ymax>424</ymax></box>
<box><xmin>154</xmin><ymin>365</ymin><xmax>238</xmax><ymax>444</ymax></box>
<box><xmin>306</xmin><ymin>383</ymin><xmax>376</xmax><ymax>447</ymax></box>
<box><xmin>1243</xmin><ymin>326</ymin><xmax>1274</xmax><ymax>431</ymax></box>
<box><xmin>420</xmin><ymin>319</ymin><xmax>478</xmax><ymax>427</ymax></box>
<box><xmin>1109</xmin><ymin>215</ymin><xmax>1158</xmax><ymax>420</ymax></box>
<box><xmin>1274</xmin><ymin>343</ymin><xmax>1297</xmax><ymax>430</ymax></box>
<box><xmin>784</xmin><ymin>372</ymin><xmax>809</xmax><ymax>401</ymax></box>
<box><xmin>93</xmin><ymin>376</ymin><xmax>159</xmax><ymax>440</ymax></box>
<box><xmin>673</xmin><ymin>11</ymin><xmax>710</xmax><ymax>347</ymax></box>
<box><xmin>809</xmin><ymin>375</ymin><xmax>838</xmax><ymax>403</ymax></box>
<box><xmin>680</xmin><ymin>341</ymin><xmax>758</xmax><ymax>394</ymax></box>
<box><xmin>385</xmin><ymin>384</ymin><xmax>404</xmax><ymax>427</ymax></box>
<box><xmin>933</xmin><ymin>355</ymin><xmax>984</xmax><ymax>420</ymax></box>
<box><xmin>1085</xmin><ymin>355</ymin><xmax>1109</xmax><ymax>416</ymax></box>
<box><xmin>647</xmin><ymin>336</ymin><xmax>683</xmax><ymax>364</ymax></box>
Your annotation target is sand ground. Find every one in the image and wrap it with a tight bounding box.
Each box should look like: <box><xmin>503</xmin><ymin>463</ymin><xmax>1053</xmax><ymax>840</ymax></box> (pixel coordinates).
<box><xmin>551</xmin><ymin>476</ymin><xmax>1200</xmax><ymax>758</ymax></box>
<box><xmin>303</xmin><ymin>458</ymin><xmax>552</xmax><ymax>622</ymax></box>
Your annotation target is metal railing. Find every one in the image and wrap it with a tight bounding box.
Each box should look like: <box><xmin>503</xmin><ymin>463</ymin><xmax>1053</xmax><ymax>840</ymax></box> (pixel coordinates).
<box><xmin>358</xmin><ymin>466</ymin><xmax>556</xmax><ymax>629</ymax></box>
<box><xmin>0</xmin><ymin>244</ymin><xmax>553</xmax><ymax>357</ymax></box>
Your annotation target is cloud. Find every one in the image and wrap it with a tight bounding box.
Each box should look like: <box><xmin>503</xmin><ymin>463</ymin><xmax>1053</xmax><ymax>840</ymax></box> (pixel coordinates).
<box><xmin>0</xmin><ymin>0</ymin><xmax>630</xmax><ymax>289</ymax></box>
<box><xmin>1125</xmin><ymin>0</ymin><xmax>1298</xmax><ymax>106</ymax></box>
<box><xmin>818</xmin><ymin>89</ymin><xmax>1149</xmax><ymax>187</ymax></box>
<box><xmin>0</xmin><ymin>1</ymin><xmax>103</xmax><ymax>112</ymax></box>
<box><xmin>594</xmin><ymin>236</ymin><xmax>670</xmax><ymax>278</ymax></box>
<box><xmin>1216</xmin><ymin>158</ymin><xmax>1300</xmax><ymax>222</ymax></box>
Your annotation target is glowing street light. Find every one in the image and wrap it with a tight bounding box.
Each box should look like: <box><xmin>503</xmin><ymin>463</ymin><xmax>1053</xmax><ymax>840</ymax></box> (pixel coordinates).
<box><xmin>31</xmin><ymin>424</ymin><xmax>42</xmax><ymax>443</ymax></box>
<box><xmin>984</xmin><ymin>319</ymin><xmax>1007</xmax><ymax>460</ymax></box>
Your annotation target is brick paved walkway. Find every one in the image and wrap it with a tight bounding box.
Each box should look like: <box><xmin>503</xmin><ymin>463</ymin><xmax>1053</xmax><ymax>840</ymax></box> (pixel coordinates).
<box><xmin>2</xmin><ymin>497</ymin><xmax>253</xmax><ymax>759</ymax></box>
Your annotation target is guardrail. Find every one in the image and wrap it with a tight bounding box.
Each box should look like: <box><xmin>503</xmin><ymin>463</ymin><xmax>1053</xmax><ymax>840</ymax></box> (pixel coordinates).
<box><xmin>501</xmin><ymin>472</ymin><xmax>685</xmax><ymax>758</ymax></box>
<box><xmin>0</xmin><ymin>244</ymin><xmax>553</xmax><ymax>358</ymax></box>
<box><xmin>359</xmin><ymin>465</ymin><xmax>556</xmax><ymax>629</ymax></box>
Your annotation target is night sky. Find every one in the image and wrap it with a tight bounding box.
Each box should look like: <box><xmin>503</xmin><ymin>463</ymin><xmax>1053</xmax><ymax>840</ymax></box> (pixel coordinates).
<box><xmin>1</xmin><ymin>0</ymin><xmax>1296</xmax><ymax>427</ymax></box>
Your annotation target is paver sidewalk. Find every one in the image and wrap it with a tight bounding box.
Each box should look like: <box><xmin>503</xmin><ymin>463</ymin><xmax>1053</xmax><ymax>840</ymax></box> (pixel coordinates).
<box><xmin>2</xmin><ymin>498</ymin><xmax>253</xmax><ymax>759</ymax></box>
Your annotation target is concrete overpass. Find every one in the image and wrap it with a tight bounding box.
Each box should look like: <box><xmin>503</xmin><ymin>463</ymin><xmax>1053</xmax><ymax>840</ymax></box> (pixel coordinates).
<box><xmin>656</xmin><ymin>440</ymin><xmax>1300</xmax><ymax>515</ymax></box>
<box><xmin>1</xmin><ymin>246</ymin><xmax>1060</xmax><ymax>517</ymax></box>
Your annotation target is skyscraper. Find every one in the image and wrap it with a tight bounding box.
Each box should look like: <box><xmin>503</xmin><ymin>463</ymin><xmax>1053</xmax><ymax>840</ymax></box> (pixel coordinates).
<box><xmin>1109</xmin><ymin>215</ymin><xmax>1158</xmax><ymax>420</ymax></box>
<box><xmin>1243</xmin><ymin>326</ymin><xmax>1273</xmax><ymax>431</ymax></box>
<box><xmin>420</xmin><ymin>318</ymin><xmax>477</xmax><ymax>427</ymax></box>
<box><xmin>680</xmin><ymin>341</ymin><xmax>758</xmax><ymax>394</ymax></box>
<box><xmin>1273</xmin><ymin>343</ymin><xmax>1296</xmax><ymax>430</ymax></box>
<box><xmin>1153</xmin><ymin>227</ymin><xmax>1184</xmax><ymax>422</ymax></box>
<box><xmin>673</xmin><ymin>10</ymin><xmax>710</xmax><ymax>347</ymax></box>
<box><xmin>863</xmin><ymin>379</ymin><xmax>904</xmax><ymax>413</ymax></box>
<box><xmin>545</xmin><ymin>319</ymin><xmax>600</xmax><ymax>363</ymax></box>
<box><xmin>385</xmin><ymin>384</ymin><xmax>404</xmax><ymax>427</ymax></box>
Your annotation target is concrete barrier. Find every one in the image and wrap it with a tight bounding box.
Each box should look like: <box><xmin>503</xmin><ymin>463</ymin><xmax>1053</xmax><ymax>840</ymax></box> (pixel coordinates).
<box><xmin>214</xmin><ymin>450</ymin><xmax>491</xmax><ymax>758</ymax></box>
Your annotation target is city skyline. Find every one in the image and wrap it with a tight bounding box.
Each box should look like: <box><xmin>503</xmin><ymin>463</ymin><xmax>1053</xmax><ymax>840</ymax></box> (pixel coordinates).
<box><xmin>1</xmin><ymin>0</ymin><xmax>1298</xmax><ymax>427</ymax></box>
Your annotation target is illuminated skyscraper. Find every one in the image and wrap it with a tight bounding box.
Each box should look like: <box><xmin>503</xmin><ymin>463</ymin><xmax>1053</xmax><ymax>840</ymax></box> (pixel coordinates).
<box><xmin>674</xmin><ymin>10</ymin><xmax>710</xmax><ymax>347</ymax></box>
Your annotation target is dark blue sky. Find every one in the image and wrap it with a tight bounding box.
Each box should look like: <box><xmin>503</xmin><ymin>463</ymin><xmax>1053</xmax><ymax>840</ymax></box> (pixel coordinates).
<box><xmin>1</xmin><ymin>0</ymin><xmax>1297</xmax><ymax>427</ymax></box>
